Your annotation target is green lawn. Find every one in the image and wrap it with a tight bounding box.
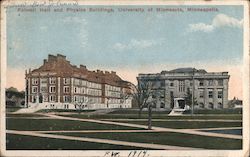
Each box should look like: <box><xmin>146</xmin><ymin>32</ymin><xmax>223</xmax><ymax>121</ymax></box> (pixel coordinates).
<box><xmin>6</xmin><ymin>107</ymin><xmax>22</xmax><ymax>112</ymax></box>
<box><xmin>106</xmin><ymin>121</ymin><xmax>242</xmax><ymax>129</ymax></box>
<box><xmin>52</xmin><ymin>132</ymin><xmax>242</xmax><ymax>150</ymax></box>
<box><xmin>6</xmin><ymin>134</ymin><xmax>145</xmax><ymax>150</ymax></box>
<box><xmin>37</xmin><ymin>109</ymin><xmax>96</xmax><ymax>113</ymax></box>
<box><xmin>110</xmin><ymin>108</ymin><xmax>242</xmax><ymax>115</ymax></box>
<box><xmin>6</xmin><ymin>113</ymin><xmax>47</xmax><ymax>117</ymax></box>
<box><xmin>6</xmin><ymin>118</ymin><xmax>143</xmax><ymax>131</ymax></box>
<box><xmin>61</xmin><ymin>114</ymin><xmax>242</xmax><ymax>120</ymax></box>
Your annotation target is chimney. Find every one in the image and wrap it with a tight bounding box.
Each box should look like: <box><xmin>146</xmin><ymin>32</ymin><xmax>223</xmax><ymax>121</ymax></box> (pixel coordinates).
<box><xmin>97</xmin><ymin>69</ymin><xmax>100</xmax><ymax>73</ymax></box>
<box><xmin>105</xmin><ymin>71</ymin><xmax>109</xmax><ymax>74</ymax></box>
<box><xmin>57</xmin><ymin>54</ymin><xmax>66</xmax><ymax>60</ymax></box>
<box><xmin>43</xmin><ymin>59</ymin><xmax>47</xmax><ymax>64</ymax></box>
<box><xmin>111</xmin><ymin>71</ymin><xmax>116</xmax><ymax>75</ymax></box>
<box><xmin>48</xmin><ymin>54</ymin><xmax>56</xmax><ymax>62</ymax></box>
<box><xmin>80</xmin><ymin>64</ymin><xmax>87</xmax><ymax>70</ymax></box>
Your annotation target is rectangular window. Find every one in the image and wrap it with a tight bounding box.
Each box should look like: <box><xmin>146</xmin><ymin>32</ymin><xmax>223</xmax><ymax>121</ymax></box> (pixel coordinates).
<box><xmin>64</xmin><ymin>78</ymin><xmax>70</xmax><ymax>85</ymax></box>
<box><xmin>178</xmin><ymin>81</ymin><xmax>185</xmax><ymax>92</ymax></box>
<box><xmin>199</xmin><ymin>90</ymin><xmax>204</xmax><ymax>98</ymax></box>
<box><xmin>31</xmin><ymin>95</ymin><xmax>36</xmax><ymax>103</ymax></box>
<box><xmin>63</xmin><ymin>95</ymin><xmax>71</xmax><ymax>103</ymax></box>
<box><xmin>218</xmin><ymin>90</ymin><xmax>223</xmax><ymax>98</ymax></box>
<box><xmin>50</xmin><ymin>86</ymin><xmax>56</xmax><ymax>93</ymax></box>
<box><xmin>208</xmin><ymin>91</ymin><xmax>213</xmax><ymax>98</ymax></box>
<box><xmin>64</xmin><ymin>86</ymin><xmax>70</xmax><ymax>93</ymax></box>
<box><xmin>49</xmin><ymin>78</ymin><xmax>56</xmax><ymax>84</ymax></box>
<box><xmin>199</xmin><ymin>80</ymin><xmax>204</xmax><ymax>86</ymax></box>
<box><xmin>49</xmin><ymin>95</ymin><xmax>56</xmax><ymax>102</ymax></box>
<box><xmin>190</xmin><ymin>82</ymin><xmax>193</xmax><ymax>87</ymax></box>
<box><xmin>32</xmin><ymin>78</ymin><xmax>38</xmax><ymax>85</ymax></box>
<box><xmin>74</xmin><ymin>96</ymin><xmax>78</xmax><ymax>102</ymax></box>
<box><xmin>170</xmin><ymin>82</ymin><xmax>174</xmax><ymax>87</ymax></box>
<box><xmin>32</xmin><ymin>86</ymin><xmax>38</xmax><ymax>93</ymax></box>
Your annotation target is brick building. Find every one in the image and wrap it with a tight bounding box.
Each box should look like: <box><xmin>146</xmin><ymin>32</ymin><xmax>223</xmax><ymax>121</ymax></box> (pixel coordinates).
<box><xmin>137</xmin><ymin>68</ymin><xmax>230</xmax><ymax>110</ymax></box>
<box><xmin>25</xmin><ymin>54</ymin><xmax>132</xmax><ymax>110</ymax></box>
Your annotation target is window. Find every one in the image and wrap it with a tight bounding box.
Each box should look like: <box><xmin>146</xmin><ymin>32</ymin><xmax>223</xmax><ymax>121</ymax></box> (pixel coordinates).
<box><xmin>64</xmin><ymin>78</ymin><xmax>70</xmax><ymax>85</ymax></box>
<box><xmin>190</xmin><ymin>82</ymin><xmax>193</xmax><ymax>87</ymax></box>
<box><xmin>178</xmin><ymin>81</ymin><xmax>185</xmax><ymax>92</ymax></box>
<box><xmin>218</xmin><ymin>90</ymin><xmax>223</xmax><ymax>98</ymax></box>
<box><xmin>50</xmin><ymin>86</ymin><xmax>56</xmax><ymax>93</ymax></box>
<box><xmin>199</xmin><ymin>80</ymin><xmax>204</xmax><ymax>86</ymax></box>
<box><xmin>64</xmin><ymin>86</ymin><xmax>70</xmax><ymax>93</ymax></box>
<box><xmin>170</xmin><ymin>82</ymin><xmax>174</xmax><ymax>87</ymax></box>
<box><xmin>74</xmin><ymin>96</ymin><xmax>78</xmax><ymax>102</ymax></box>
<box><xmin>199</xmin><ymin>90</ymin><xmax>204</xmax><ymax>98</ymax></box>
<box><xmin>208</xmin><ymin>91</ymin><xmax>213</xmax><ymax>98</ymax></box>
<box><xmin>49</xmin><ymin>95</ymin><xmax>56</xmax><ymax>102</ymax></box>
<box><xmin>32</xmin><ymin>78</ymin><xmax>38</xmax><ymax>85</ymax></box>
<box><xmin>63</xmin><ymin>96</ymin><xmax>71</xmax><ymax>103</ymax></box>
<box><xmin>218</xmin><ymin>103</ymin><xmax>223</xmax><ymax>109</ymax></box>
<box><xmin>32</xmin><ymin>95</ymin><xmax>36</xmax><ymax>103</ymax></box>
<box><xmin>49</xmin><ymin>77</ymin><xmax>56</xmax><ymax>84</ymax></box>
<box><xmin>74</xmin><ymin>87</ymin><xmax>77</xmax><ymax>93</ymax></box>
<box><xmin>218</xmin><ymin>80</ymin><xmax>223</xmax><ymax>86</ymax></box>
<box><xmin>208</xmin><ymin>80</ymin><xmax>213</xmax><ymax>86</ymax></box>
<box><xmin>32</xmin><ymin>86</ymin><xmax>38</xmax><ymax>93</ymax></box>
<box><xmin>208</xmin><ymin>103</ymin><xmax>214</xmax><ymax>109</ymax></box>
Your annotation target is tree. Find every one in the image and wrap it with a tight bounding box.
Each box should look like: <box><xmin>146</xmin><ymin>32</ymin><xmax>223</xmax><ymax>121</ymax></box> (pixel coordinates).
<box><xmin>185</xmin><ymin>88</ymin><xmax>197</xmax><ymax>110</ymax></box>
<box><xmin>121</xmin><ymin>80</ymin><xmax>156</xmax><ymax>130</ymax></box>
<box><xmin>75</xmin><ymin>100</ymin><xmax>85</xmax><ymax>114</ymax></box>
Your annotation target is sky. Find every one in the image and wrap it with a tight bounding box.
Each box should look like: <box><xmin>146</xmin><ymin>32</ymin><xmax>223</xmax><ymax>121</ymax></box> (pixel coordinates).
<box><xmin>6</xmin><ymin>5</ymin><xmax>244</xmax><ymax>99</ymax></box>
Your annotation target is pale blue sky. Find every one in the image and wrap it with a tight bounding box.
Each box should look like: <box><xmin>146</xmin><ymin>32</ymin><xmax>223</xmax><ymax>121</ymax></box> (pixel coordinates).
<box><xmin>7</xmin><ymin>5</ymin><xmax>243</xmax><ymax>70</ymax></box>
<box><xmin>6</xmin><ymin>5</ymin><xmax>245</xmax><ymax>98</ymax></box>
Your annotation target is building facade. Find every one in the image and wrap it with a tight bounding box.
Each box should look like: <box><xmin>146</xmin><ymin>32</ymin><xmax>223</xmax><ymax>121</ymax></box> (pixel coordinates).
<box><xmin>137</xmin><ymin>68</ymin><xmax>230</xmax><ymax>109</ymax></box>
<box><xmin>25</xmin><ymin>54</ymin><xmax>132</xmax><ymax>110</ymax></box>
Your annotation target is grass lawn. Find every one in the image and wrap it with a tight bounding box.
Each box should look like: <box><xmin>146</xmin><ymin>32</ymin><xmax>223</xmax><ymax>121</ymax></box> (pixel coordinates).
<box><xmin>53</xmin><ymin>132</ymin><xmax>242</xmax><ymax>150</ymax></box>
<box><xmin>107</xmin><ymin>121</ymin><xmax>242</xmax><ymax>129</ymax></box>
<box><xmin>6</xmin><ymin>134</ymin><xmax>145</xmax><ymax>150</ymax></box>
<box><xmin>37</xmin><ymin>109</ymin><xmax>96</xmax><ymax>113</ymax></box>
<box><xmin>6</xmin><ymin>118</ymin><xmax>143</xmax><ymax>131</ymax></box>
<box><xmin>61</xmin><ymin>114</ymin><xmax>242</xmax><ymax>120</ymax></box>
<box><xmin>6</xmin><ymin>107</ymin><xmax>22</xmax><ymax>112</ymax></box>
<box><xmin>110</xmin><ymin>108</ymin><xmax>242</xmax><ymax>115</ymax></box>
<box><xmin>6</xmin><ymin>113</ymin><xmax>47</xmax><ymax>118</ymax></box>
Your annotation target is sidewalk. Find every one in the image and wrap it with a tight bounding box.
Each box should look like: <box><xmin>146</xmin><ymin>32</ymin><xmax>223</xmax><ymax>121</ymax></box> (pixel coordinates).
<box><xmin>7</xmin><ymin>130</ymin><xmax>199</xmax><ymax>150</ymax></box>
<box><xmin>44</xmin><ymin>114</ymin><xmax>242</xmax><ymax>140</ymax></box>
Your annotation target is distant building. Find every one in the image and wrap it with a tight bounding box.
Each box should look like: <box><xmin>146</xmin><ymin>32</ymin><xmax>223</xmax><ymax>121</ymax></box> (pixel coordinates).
<box><xmin>25</xmin><ymin>54</ymin><xmax>132</xmax><ymax>110</ymax></box>
<box><xmin>137</xmin><ymin>68</ymin><xmax>230</xmax><ymax>109</ymax></box>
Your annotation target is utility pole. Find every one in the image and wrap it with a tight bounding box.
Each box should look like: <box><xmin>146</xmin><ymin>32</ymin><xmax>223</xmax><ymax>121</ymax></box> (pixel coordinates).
<box><xmin>191</xmin><ymin>68</ymin><xmax>195</xmax><ymax>116</ymax></box>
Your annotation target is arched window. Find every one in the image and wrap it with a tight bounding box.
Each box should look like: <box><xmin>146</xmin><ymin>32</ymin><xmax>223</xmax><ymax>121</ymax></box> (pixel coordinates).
<box><xmin>218</xmin><ymin>103</ymin><xmax>223</xmax><ymax>109</ymax></box>
<box><xmin>208</xmin><ymin>103</ymin><xmax>214</xmax><ymax>109</ymax></box>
